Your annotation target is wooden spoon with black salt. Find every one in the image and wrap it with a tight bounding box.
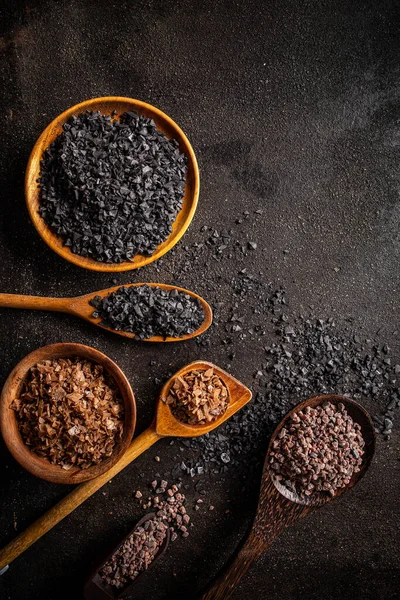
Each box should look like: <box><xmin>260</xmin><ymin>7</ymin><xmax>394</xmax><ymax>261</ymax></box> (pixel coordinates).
<box><xmin>201</xmin><ymin>394</ymin><xmax>375</xmax><ymax>600</ymax></box>
<box><xmin>0</xmin><ymin>282</ymin><xmax>212</xmax><ymax>341</ymax></box>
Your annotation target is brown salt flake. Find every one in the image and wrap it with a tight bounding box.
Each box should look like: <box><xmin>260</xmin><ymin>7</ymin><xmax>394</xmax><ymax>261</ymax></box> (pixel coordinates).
<box><xmin>67</xmin><ymin>392</ymin><xmax>83</xmax><ymax>402</ymax></box>
<box><xmin>67</xmin><ymin>425</ymin><xmax>80</xmax><ymax>436</ymax></box>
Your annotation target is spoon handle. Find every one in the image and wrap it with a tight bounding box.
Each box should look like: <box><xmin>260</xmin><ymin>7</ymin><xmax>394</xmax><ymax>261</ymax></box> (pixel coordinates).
<box><xmin>201</xmin><ymin>530</ymin><xmax>268</xmax><ymax>600</ymax></box>
<box><xmin>0</xmin><ymin>426</ymin><xmax>161</xmax><ymax>571</ymax></box>
<box><xmin>0</xmin><ymin>293</ymin><xmax>69</xmax><ymax>312</ymax></box>
<box><xmin>201</xmin><ymin>477</ymin><xmax>311</xmax><ymax>600</ymax></box>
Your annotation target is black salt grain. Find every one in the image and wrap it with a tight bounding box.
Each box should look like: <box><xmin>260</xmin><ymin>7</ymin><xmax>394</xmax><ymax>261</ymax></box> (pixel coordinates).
<box><xmin>39</xmin><ymin>110</ymin><xmax>188</xmax><ymax>263</ymax></box>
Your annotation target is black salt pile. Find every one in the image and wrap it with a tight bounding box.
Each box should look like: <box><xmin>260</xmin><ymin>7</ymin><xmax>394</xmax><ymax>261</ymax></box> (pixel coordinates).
<box><xmin>39</xmin><ymin>110</ymin><xmax>187</xmax><ymax>263</ymax></box>
<box><xmin>140</xmin><ymin>212</ymin><xmax>399</xmax><ymax>476</ymax></box>
<box><xmin>90</xmin><ymin>285</ymin><xmax>205</xmax><ymax>339</ymax></box>
<box><xmin>180</xmin><ymin>300</ymin><xmax>399</xmax><ymax>476</ymax></box>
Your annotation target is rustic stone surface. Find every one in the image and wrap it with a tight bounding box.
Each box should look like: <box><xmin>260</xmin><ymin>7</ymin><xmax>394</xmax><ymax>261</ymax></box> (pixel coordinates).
<box><xmin>0</xmin><ymin>1</ymin><xmax>399</xmax><ymax>599</ymax></box>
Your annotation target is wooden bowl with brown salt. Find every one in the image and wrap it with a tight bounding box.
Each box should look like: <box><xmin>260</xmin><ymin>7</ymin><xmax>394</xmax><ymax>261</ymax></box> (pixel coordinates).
<box><xmin>0</xmin><ymin>343</ymin><xmax>136</xmax><ymax>484</ymax></box>
<box><xmin>25</xmin><ymin>96</ymin><xmax>199</xmax><ymax>272</ymax></box>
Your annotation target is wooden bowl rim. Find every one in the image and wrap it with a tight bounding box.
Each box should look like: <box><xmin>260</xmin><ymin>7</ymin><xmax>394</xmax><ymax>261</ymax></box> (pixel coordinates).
<box><xmin>267</xmin><ymin>394</ymin><xmax>376</xmax><ymax>506</ymax></box>
<box><xmin>0</xmin><ymin>343</ymin><xmax>136</xmax><ymax>484</ymax></box>
<box><xmin>25</xmin><ymin>96</ymin><xmax>200</xmax><ymax>272</ymax></box>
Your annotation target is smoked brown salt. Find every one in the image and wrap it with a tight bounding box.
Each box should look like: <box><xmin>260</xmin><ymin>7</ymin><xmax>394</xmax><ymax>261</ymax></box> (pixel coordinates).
<box><xmin>164</xmin><ymin>368</ymin><xmax>229</xmax><ymax>425</ymax></box>
<box><xmin>11</xmin><ymin>358</ymin><xmax>124</xmax><ymax>470</ymax></box>
<box><xmin>134</xmin><ymin>480</ymin><xmax>192</xmax><ymax>541</ymax></box>
<box><xmin>99</xmin><ymin>517</ymin><xmax>168</xmax><ymax>590</ymax></box>
<box><xmin>269</xmin><ymin>401</ymin><xmax>365</xmax><ymax>498</ymax></box>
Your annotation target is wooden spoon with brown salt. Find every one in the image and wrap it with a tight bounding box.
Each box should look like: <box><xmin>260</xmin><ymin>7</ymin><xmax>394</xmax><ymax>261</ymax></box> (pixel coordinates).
<box><xmin>0</xmin><ymin>361</ymin><xmax>251</xmax><ymax>572</ymax></box>
<box><xmin>201</xmin><ymin>394</ymin><xmax>376</xmax><ymax>600</ymax></box>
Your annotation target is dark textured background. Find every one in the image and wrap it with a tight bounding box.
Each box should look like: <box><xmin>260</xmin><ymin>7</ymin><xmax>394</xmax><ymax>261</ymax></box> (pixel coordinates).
<box><xmin>0</xmin><ymin>1</ymin><xmax>399</xmax><ymax>599</ymax></box>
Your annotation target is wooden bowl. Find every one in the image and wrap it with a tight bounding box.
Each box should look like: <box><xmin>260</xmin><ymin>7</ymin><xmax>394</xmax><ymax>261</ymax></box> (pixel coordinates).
<box><xmin>25</xmin><ymin>96</ymin><xmax>200</xmax><ymax>272</ymax></box>
<box><xmin>0</xmin><ymin>343</ymin><xmax>136</xmax><ymax>484</ymax></box>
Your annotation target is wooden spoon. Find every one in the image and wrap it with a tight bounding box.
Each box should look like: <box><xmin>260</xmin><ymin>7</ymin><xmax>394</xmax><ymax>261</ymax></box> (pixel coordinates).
<box><xmin>0</xmin><ymin>361</ymin><xmax>251</xmax><ymax>572</ymax></box>
<box><xmin>0</xmin><ymin>283</ymin><xmax>212</xmax><ymax>342</ymax></box>
<box><xmin>83</xmin><ymin>512</ymin><xmax>171</xmax><ymax>600</ymax></box>
<box><xmin>201</xmin><ymin>394</ymin><xmax>376</xmax><ymax>600</ymax></box>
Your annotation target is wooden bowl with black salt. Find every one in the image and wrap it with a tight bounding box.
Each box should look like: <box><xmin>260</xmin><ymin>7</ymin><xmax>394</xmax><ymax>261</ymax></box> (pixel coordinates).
<box><xmin>0</xmin><ymin>343</ymin><xmax>136</xmax><ymax>484</ymax></box>
<box><xmin>25</xmin><ymin>96</ymin><xmax>199</xmax><ymax>272</ymax></box>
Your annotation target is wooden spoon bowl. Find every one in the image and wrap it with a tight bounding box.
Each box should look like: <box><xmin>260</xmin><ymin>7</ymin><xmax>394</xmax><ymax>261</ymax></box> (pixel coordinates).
<box><xmin>0</xmin><ymin>343</ymin><xmax>136</xmax><ymax>484</ymax></box>
<box><xmin>0</xmin><ymin>283</ymin><xmax>212</xmax><ymax>342</ymax></box>
<box><xmin>25</xmin><ymin>96</ymin><xmax>199</xmax><ymax>272</ymax></box>
<box><xmin>268</xmin><ymin>394</ymin><xmax>376</xmax><ymax>506</ymax></box>
<box><xmin>155</xmin><ymin>360</ymin><xmax>248</xmax><ymax>437</ymax></box>
<box><xmin>202</xmin><ymin>394</ymin><xmax>376</xmax><ymax>599</ymax></box>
